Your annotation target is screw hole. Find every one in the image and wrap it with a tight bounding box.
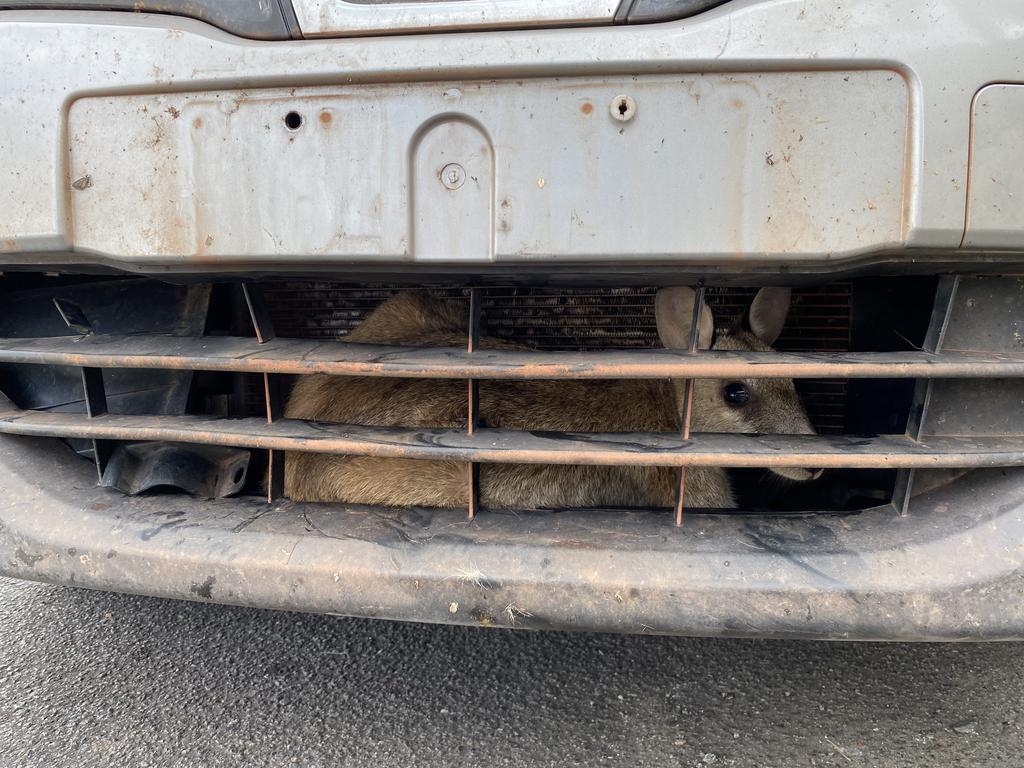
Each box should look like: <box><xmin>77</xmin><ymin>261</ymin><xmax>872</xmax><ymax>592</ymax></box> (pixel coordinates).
<box><xmin>232</xmin><ymin>467</ymin><xmax>245</xmax><ymax>484</ymax></box>
<box><xmin>284</xmin><ymin>111</ymin><xmax>303</xmax><ymax>131</ymax></box>
<box><xmin>609</xmin><ymin>94</ymin><xmax>635</xmax><ymax>122</ymax></box>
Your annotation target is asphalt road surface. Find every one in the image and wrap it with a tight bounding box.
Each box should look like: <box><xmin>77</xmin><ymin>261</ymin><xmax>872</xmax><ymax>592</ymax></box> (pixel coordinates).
<box><xmin>2</xmin><ymin>576</ymin><xmax>1022</xmax><ymax>767</ymax></box>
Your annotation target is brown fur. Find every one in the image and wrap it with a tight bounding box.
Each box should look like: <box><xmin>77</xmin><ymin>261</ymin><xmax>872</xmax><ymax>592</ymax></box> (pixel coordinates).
<box><xmin>283</xmin><ymin>290</ymin><xmax>816</xmax><ymax>509</ymax></box>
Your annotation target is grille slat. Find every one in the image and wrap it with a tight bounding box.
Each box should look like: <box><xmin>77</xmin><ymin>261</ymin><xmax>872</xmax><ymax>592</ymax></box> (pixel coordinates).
<box><xmin>1</xmin><ymin>407</ymin><xmax>1022</xmax><ymax>469</ymax></box>
<box><xmin>0</xmin><ymin>334</ymin><xmax>1022</xmax><ymax>379</ymax></box>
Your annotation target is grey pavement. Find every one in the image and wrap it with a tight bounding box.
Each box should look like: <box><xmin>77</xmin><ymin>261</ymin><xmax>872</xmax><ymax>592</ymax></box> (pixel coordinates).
<box><xmin>1</xmin><ymin>576</ymin><xmax>1021</xmax><ymax>767</ymax></box>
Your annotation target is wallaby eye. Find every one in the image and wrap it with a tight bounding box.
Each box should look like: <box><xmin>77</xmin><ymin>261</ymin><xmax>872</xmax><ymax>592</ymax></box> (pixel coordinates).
<box><xmin>723</xmin><ymin>382</ymin><xmax>750</xmax><ymax>407</ymax></box>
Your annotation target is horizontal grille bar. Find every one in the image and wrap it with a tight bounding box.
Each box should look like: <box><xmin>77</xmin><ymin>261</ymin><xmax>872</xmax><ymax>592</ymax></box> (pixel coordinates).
<box><xmin>0</xmin><ymin>334</ymin><xmax>1022</xmax><ymax>379</ymax></box>
<box><xmin>1</xmin><ymin>409</ymin><xmax>1021</xmax><ymax>468</ymax></box>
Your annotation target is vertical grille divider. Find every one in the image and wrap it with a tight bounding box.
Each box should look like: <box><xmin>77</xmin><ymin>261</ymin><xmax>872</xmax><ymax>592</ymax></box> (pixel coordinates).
<box><xmin>244</xmin><ymin>284</ymin><xmax>285</xmax><ymax>502</ymax></box>
<box><xmin>466</xmin><ymin>288</ymin><xmax>482</xmax><ymax>520</ymax></box>
<box><xmin>892</xmin><ymin>275</ymin><xmax>960</xmax><ymax>516</ymax></box>
<box><xmin>674</xmin><ymin>285</ymin><xmax>706</xmax><ymax>528</ymax></box>
<box><xmin>53</xmin><ymin>298</ymin><xmax>113</xmax><ymax>482</ymax></box>
<box><xmin>80</xmin><ymin>365</ymin><xmax>113</xmax><ymax>482</ymax></box>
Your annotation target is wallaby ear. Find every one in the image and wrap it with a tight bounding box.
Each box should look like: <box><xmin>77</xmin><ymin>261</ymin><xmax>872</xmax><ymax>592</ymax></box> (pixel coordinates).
<box><xmin>747</xmin><ymin>287</ymin><xmax>792</xmax><ymax>345</ymax></box>
<box><xmin>655</xmin><ymin>287</ymin><xmax>714</xmax><ymax>350</ymax></box>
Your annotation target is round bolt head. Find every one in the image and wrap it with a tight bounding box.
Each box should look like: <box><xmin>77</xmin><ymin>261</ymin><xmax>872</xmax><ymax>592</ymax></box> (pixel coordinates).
<box><xmin>440</xmin><ymin>163</ymin><xmax>466</xmax><ymax>190</ymax></box>
<box><xmin>610</xmin><ymin>94</ymin><xmax>637</xmax><ymax>122</ymax></box>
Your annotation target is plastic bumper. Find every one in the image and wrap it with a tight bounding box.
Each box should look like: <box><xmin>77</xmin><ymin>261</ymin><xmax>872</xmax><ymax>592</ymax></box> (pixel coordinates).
<box><xmin>2</xmin><ymin>3</ymin><xmax>1024</xmax><ymax>272</ymax></box>
<box><xmin>3</xmin><ymin>433</ymin><xmax>1024</xmax><ymax>639</ymax></box>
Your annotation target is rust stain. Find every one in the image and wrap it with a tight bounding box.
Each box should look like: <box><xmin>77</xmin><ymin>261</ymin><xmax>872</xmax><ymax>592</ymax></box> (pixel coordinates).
<box><xmin>225</xmin><ymin>92</ymin><xmax>249</xmax><ymax>116</ymax></box>
<box><xmin>498</xmin><ymin>198</ymin><xmax>512</xmax><ymax>233</ymax></box>
<box><xmin>1</xmin><ymin>239</ymin><xmax>16</xmax><ymax>252</ymax></box>
<box><xmin>145</xmin><ymin>114</ymin><xmax>165</xmax><ymax>148</ymax></box>
<box><xmin>580</xmin><ymin>101</ymin><xmax>593</xmax><ymax>115</ymax></box>
<box><xmin>192</xmin><ymin>117</ymin><xmax>203</xmax><ymax>130</ymax></box>
<box><xmin>319</xmin><ymin>110</ymin><xmax>333</xmax><ymax>126</ymax></box>
<box><xmin>161</xmin><ymin>213</ymin><xmax>190</xmax><ymax>257</ymax></box>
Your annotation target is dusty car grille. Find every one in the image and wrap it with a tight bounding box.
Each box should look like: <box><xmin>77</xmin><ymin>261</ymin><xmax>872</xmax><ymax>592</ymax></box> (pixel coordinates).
<box><xmin>0</xmin><ymin>275</ymin><xmax>1020</xmax><ymax>522</ymax></box>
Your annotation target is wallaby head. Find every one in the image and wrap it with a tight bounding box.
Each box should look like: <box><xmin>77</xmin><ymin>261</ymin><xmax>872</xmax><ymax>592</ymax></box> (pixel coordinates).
<box><xmin>654</xmin><ymin>286</ymin><xmax>822</xmax><ymax>483</ymax></box>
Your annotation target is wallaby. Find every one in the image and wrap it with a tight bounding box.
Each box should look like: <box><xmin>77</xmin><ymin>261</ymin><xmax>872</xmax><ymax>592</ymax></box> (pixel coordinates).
<box><xmin>283</xmin><ymin>287</ymin><xmax>820</xmax><ymax>509</ymax></box>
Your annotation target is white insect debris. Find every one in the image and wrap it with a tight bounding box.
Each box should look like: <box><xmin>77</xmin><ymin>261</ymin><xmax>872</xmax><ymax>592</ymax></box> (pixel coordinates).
<box><xmin>454</xmin><ymin>567</ymin><xmax>487</xmax><ymax>588</ymax></box>
<box><xmin>503</xmin><ymin>603</ymin><xmax>533</xmax><ymax>625</ymax></box>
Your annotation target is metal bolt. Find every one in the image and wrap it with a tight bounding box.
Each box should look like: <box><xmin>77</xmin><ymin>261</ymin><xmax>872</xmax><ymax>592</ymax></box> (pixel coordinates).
<box><xmin>440</xmin><ymin>163</ymin><xmax>466</xmax><ymax>190</ymax></box>
<box><xmin>610</xmin><ymin>94</ymin><xmax>636</xmax><ymax>122</ymax></box>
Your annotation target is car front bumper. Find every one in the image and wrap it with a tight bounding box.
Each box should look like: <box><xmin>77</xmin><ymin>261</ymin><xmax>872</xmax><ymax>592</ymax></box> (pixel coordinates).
<box><xmin>3</xmin><ymin>433</ymin><xmax>1024</xmax><ymax>639</ymax></box>
<box><xmin>4</xmin><ymin>3</ymin><xmax>1024</xmax><ymax>639</ymax></box>
<box><xmin>1</xmin><ymin>2</ymin><xmax>1024</xmax><ymax>273</ymax></box>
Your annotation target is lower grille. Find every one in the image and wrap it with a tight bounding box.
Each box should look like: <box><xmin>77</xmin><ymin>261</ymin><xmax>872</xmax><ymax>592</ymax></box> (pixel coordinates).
<box><xmin>0</xmin><ymin>274</ymin><xmax>1019</xmax><ymax>521</ymax></box>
